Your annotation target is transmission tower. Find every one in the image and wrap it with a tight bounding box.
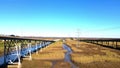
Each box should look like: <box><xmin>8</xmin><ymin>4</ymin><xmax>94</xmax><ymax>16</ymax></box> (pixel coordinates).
<box><xmin>76</xmin><ymin>29</ymin><xmax>80</xmax><ymax>47</ymax></box>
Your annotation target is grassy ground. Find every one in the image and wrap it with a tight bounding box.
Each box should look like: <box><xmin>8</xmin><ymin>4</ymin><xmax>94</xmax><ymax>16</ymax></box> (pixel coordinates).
<box><xmin>0</xmin><ymin>41</ymin><xmax>4</xmax><ymax>56</ymax></box>
<box><xmin>32</xmin><ymin>41</ymin><xmax>66</xmax><ymax>60</ymax></box>
<box><xmin>65</xmin><ymin>39</ymin><xmax>120</xmax><ymax>68</ymax></box>
<box><xmin>2</xmin><ymin>39</ymin><xmax>120</xmax><ymax>68</ymax></box>
<box><xmin>22</xmin><ymin>60</ymin><xmax>52</xmax><ymax>68</ymax></box>
<box><xmin>21</xmin><ymin>41</ymin><xmax>71</xmax><ymax>68</ymax></box>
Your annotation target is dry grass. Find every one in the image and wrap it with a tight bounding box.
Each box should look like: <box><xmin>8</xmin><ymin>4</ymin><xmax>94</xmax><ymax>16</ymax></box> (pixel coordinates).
<box><xmin>22</xmin><ymin>59</ymin><xmax>52</xmax><ymax>68</ymax></box>
<box><xmin>0</xmin><ymin>41</ymin><xmax>4</xmax><ymax>56</ymax></box>
<box><xmin>8</xmin><ymin>40</ymin><xmax>72</xmax><ymax>68</ymax></box>
<box><xmin>5</xmin><ymin>40</ymin><xmax>71</xmax><ymax>68</ymax></box>
<box><xmin>53</xmin><ymin>61</ymin><xmax>71</xmax><ymax>68</ymax></box>
<box><xmin>71</xmin><ymin>54</ymin><xmax>120</xmax><ymax>64</ymax></box>
<box><xmin>65</xmin><ymin>40</ymin><xmax>83</xmax><ymax>52</ymax></box>
<box><xmin>32</xmin><ymin>52</ymin><xmax>65</xmax><ymax>60</ymax></box>
<box><xmin>32</xmin><ymin>41</ymin><xmax>66</xmax><ymax>60</ymax></box>
<box><xmin>21</xmin><ymin>41</ymin><xmax>67</xmax><ymax>68</ymax></box>
<box><xmin>65</xmin><ymin>39</ymin><xmax>120</xmax><ymax>68</ymax></box>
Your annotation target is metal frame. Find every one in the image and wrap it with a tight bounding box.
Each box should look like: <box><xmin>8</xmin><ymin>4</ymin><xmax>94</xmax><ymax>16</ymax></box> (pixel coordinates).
<box><xmin>0</xmin><ymin>36</ymin><xmax>54</xmax><ymax>68</ymax></box>
<box><xmin>80</xmin><ymin>38</ymin><xmax>120</xmax><ymax>50</ymax></box>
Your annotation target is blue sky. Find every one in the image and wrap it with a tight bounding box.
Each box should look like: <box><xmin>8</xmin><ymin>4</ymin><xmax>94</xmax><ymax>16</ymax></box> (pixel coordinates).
<box><xmin>0</xmin><ymin>0</ymin><xmax>120</xmax><ymax>37</ymax></box>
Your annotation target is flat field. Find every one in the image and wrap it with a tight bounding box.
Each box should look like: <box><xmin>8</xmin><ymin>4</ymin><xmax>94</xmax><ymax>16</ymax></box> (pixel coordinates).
<box><xmin>1</xmin><ymin>39</ymin><xmax>120</xmax><ymax>68</ymax></box>
<box><xmin>65</xmin><ymin>39</ymin><xmax>120</xmax><ymax>68</ymax></box>
<box><xmin>21</xmin><ymin>41</ymin><xmax>71</xmax><ymax>68</ymax></box>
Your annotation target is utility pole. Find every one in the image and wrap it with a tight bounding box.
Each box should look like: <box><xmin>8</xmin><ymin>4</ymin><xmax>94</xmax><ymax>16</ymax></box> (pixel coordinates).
<box><xmin>76</xmin><ymin>29</ymin><xmax>80</xmax><ymax>47</ymax></box>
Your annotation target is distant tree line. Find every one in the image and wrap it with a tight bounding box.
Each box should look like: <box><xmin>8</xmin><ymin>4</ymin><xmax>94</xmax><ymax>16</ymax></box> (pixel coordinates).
<box><xmin>0</xmin><ymin>34</ymin><xmax>19</xmax><ymax>37</ymax></box>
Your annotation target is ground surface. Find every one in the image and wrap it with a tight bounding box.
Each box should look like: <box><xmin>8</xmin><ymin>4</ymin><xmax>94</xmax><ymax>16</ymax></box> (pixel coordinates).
<box><xmin>0</xmin><ymin>41</ymin><xmax>4</xmax><ymax>56</ymax></box>
<box><xmin>66</xmin><ymin>39</ymin><xmax>120</xmax><ymax>68</ymax></box>
<box><xmin>1</xmin><ymin>39</ymin><xmax>120</xmax><ymax>68</ymax></box>
<box><xmin>21</xmin><ymin>40</ymin><xmax>71</xmax><ymax>68</ymax></box>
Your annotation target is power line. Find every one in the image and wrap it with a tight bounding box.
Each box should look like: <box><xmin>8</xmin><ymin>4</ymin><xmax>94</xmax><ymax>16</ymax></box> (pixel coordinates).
<box><xmin>87</xmin><ymin>26</ymin><xmax>120</xmax><ymax>32</ymax></box>
<box><xmin>98</xmin><ymin>26</ymin><xmax>120</xmax><ymax>31</ymax></box>
<box><xmin>76</xmin><ymin>29</ymin><xmax>80</xmax><ymax>47</ymax></box>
